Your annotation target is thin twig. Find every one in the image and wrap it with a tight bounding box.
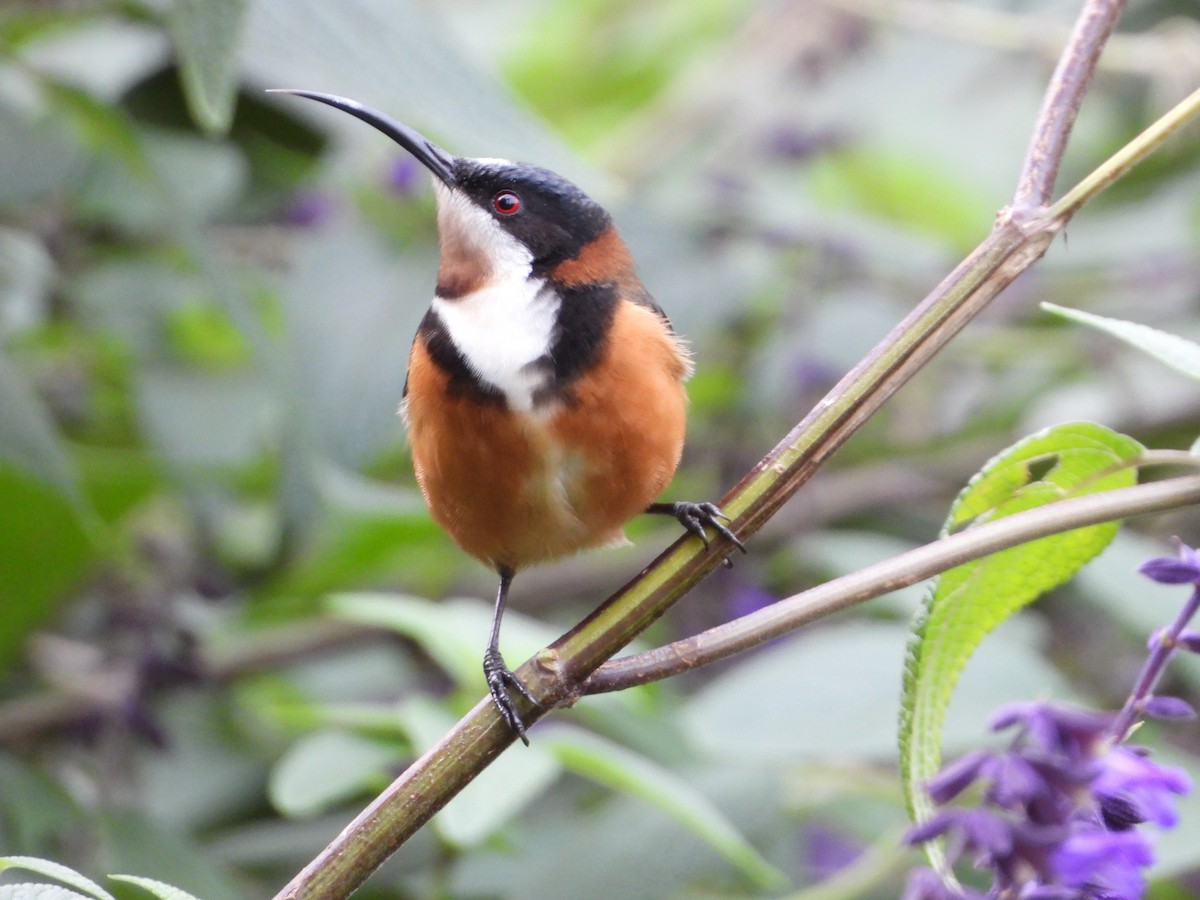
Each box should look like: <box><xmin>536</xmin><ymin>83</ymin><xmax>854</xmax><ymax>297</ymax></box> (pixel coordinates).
<box><xmin>584</xmin><ymin>475</ymin><xmax>1200</xmax><ymax>694</ymax></box>
<box><xmin>1012</xmin><ymin>0</ymin><xmax>1127</xmax><ymax>210</ymax></box>
<box><xmin>1047</xmin><ymin>84</ymin><xmax>1200</xmax><ymax>220</ymax></box>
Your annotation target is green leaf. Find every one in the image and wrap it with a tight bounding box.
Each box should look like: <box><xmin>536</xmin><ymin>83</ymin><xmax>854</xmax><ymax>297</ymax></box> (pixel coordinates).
<box><xmin>267</xmin><ymin>487</ymin><xmax>438</xmax><ymax>601</ymax></box>
<box><xmin>808</xmin><ymin>147</ymin><xmax>990</xmax><ymax>253</ymax></box>
<box><xmin>1043</xmin><ymin>302</ymin><xmax>1200</xmax><ymax>381</ymax></box>
<box><xmin>328</xmin><ymin>593</ymin><xmax>561</xmax><ymax>692</ymax></box>
<box><xmin>0</xmin><ymin>859</ymin><xmax>113</xmax><ymax>900</ymax></box>
<box><xmin>0</xmin><ymin>350</ymin><xmax>80</xmax><ymax>501</ymax></box>
<box><xmin>0</xmin><ymin>886</ymin><xmax>91</xmax><ymax>900</ymax></box>
<box><xmin>169</xmin><ymin>0</ymin><xmax>248</xmax><ymax>134</ymax></box>
<box><xmin>164</xmin><ymin>300</ymin><xmax>251</xmax><ymax>370</ymax></box>
<box><xmin>41</xmin><ymin>84</ymin><xmax>151</xmax><ymax>178</ymax></box>
<box><xmin>544</xmin><ymin>728</ymin><xmax>786</xmax><ymax>890</ymax></box>
<box><xmin>268</xmin><ymin>730</ymin><xmax>401</xmax><ymax>819</ymax></box>
<box><xmin>0</xmin><ymin>754</ymin><xmax>79</xmax><ymax>852</ymax></box>
<box><xmin>0</xmin><ymin>466</ymin><xmax>96</xmax><ymax>668</ymax></box>
<box><xmin>899</xmin><ymin>422</ymin><xmax>1143</xmax><ymax>864</ymax></box>
<box><xmin>107</xmin><ymin>875</ymin><xmax>202</xmax><ymax>900</ymax></box>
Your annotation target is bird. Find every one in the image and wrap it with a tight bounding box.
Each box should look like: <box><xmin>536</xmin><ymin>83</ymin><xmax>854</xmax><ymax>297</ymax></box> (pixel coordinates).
<box><xmin>270</xmin><ymin>90</ymin><xmax>745</xmax><ymax>744</ymax></box>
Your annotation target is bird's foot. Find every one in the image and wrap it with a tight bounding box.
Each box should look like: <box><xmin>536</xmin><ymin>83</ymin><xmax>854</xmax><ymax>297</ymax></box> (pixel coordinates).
<box><xmin>655</xmin><ymin>500</ymin><xmax>746</xmax><ymax>566</ymax></box>
<box><xmin>483</xmin><ymin>647</ymin><xmax>539</xmax><ymax>746</ymax></box>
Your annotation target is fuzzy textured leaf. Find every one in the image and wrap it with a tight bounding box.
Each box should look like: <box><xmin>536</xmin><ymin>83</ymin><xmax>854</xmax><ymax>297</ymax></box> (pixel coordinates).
<box><xmin>1043</xmin><ymin>302</ymin><xmax>1200</xmax><ymax>381</ymax></box>
<box><xmin>0</xmin><ymin>886</ymin><xmax>91</xmax><ymax>900</ymax></box>
<box><xmin>899</xmin><ymin>422</ymin><xmax>1143</xmax><ymax>863</ymax></box>
<box><xmin>0</xmin><ymin>859</ymin><xmax>113</xmax><ymax>900</ymax></box>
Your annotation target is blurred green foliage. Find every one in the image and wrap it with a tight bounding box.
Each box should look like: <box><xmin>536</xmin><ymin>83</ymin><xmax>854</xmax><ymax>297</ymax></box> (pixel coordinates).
<box><xmin>1</xmin><ymin>0</ymin><xmax>1199</xmax><ymax>898</ymax></box>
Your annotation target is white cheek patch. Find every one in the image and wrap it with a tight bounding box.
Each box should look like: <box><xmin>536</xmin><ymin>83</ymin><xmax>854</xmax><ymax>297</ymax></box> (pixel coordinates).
<box><xmin>433</xmin><ymin>181</ymin><xmax>531</xmax><ymax>276</ymax></box>
<box><xmin>431</xmin><ymin>279</ymin><xmax>559</xmax><ymax>412</ymax></box>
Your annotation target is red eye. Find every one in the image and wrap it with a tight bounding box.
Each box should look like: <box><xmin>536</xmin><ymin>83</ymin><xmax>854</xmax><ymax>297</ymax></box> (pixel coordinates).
<box><xmin>492</xmin><ymin>191</ymin><xmax>521</xmax><ymax>215</ymax></box>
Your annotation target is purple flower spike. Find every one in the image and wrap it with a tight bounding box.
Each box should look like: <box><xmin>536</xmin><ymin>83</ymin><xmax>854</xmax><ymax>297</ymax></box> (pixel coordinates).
<box><xmin>906</xmin><ymin>550</ymin><xmax>1199</xmax><ymax>898</ymax></box>
<box><xmin>909</xmin><ymin>699</ymin><xmax>1190</xmax><ymax>896</ymax></box>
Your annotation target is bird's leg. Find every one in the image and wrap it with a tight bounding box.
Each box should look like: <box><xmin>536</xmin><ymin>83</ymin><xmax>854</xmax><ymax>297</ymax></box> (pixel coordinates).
<box><xmin>646</xmin><ymin>501</ymin><xmax>747</xmax><ymax>566</ymax></box>
<box><xmin>483</xmin><ymin>565</ymin><xmax>539</xmax><ymax>746</ymax></box>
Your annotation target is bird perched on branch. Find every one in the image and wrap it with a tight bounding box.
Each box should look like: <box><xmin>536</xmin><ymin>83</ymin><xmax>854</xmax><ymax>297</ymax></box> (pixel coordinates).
<box><xmin>270</xmin><ymin>90</ymin><xmax>744</xmax><ymax>743</ymax></box>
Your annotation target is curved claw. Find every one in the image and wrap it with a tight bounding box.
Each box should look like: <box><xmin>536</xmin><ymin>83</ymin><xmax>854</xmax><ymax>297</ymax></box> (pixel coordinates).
<box><xmin>483</xmin><ymin>648</ymin><xmax>540</xmax><ymax>746</ymax></box>
<box><xmin>648</xmin><ymin>501</ymin><xmax>747</xmax><ymax>563</ymax></box>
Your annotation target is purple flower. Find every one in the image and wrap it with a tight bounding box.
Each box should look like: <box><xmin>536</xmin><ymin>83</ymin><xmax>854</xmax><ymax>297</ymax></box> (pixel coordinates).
<box><xmin>907</xmin><ymin>807</ymin><xmax>1015</xmax><ymax>858</ymax></box>
<box><xmin>1141</xmin><ymin>696</ymin><xmax>1196</xmax><ymax>721</ymax></box>
<box><xmin>764</xmin><ymin>124</ymin><xmax>844</xmax><ymax>161</ymax></box>
<box><xmin>727</xmin><ymin>583</ymin><xmax>775</xmax><ymax>619</ymax></box>
<box><xmin>1178</xmin><ymin>631</ymin><xmax>1200</xmax><ymax>654</ymax></box>
<box><xmin>1051</xmin><ymin>826</ymin><xmax>1155</xmax><ymax>898</ymax></box>
<box><xmin>386</xmin><ymin>156</ymin><xmax>422</xmax><ymax>195</ymax></box>
<box><xmin>791</xmin><ymin>357</ymin><xmax>839</xmax><ymax>395</ymax></box>
<box><xmin>284</xmin><ymin>190</ymin><xmax>338</xmax><ymax>227</ymax></box>
<box><xmin>1092</xmin><ymin>746</ymin><xmax>1191</xmax><ymax>828</ymax></box>
<box><xmin>1137</xmin><ymin>544</ymin><xmax>1200</xmax><ymax>585</ymax></box>
<box><xmin>908</xmin><ymin>699</ymin><xmax>1190</xmax><ymax>897</ymax></box>
<box><xmin>904</xmin><ymin>543</ymin><xmax>1200</xmax><ymax>899</ymax></box>
<box><xmin>988</xmin><ymin>702</ymin><xmax>1111</xmax><ymax>760</ymax></box>
<box><xmin>903</xmin><ymin>866</ymin><xmax>986</xmax><ymax>899</ymax></box>
<box><xmin>984</xmin><ymin>752</ymin><xmax>1055</xmax><ymax>809</ymax></box>
<box><xmin>800</xmin><ymin>824</ymin><xmax>862</xmax><ymax>881</ymax></box>
<box><xmin>1022</xmin><ymin>886</ymin><xmax>1081</xmax><ymax>899</ymax></box>
<box><xmin>925</xmin><ymin>749</ymin><xmax>992</xmax><ymax>804</ymax></box>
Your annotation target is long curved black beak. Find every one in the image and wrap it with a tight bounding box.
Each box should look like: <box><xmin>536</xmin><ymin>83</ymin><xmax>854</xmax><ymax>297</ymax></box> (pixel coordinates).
<box><xmin>268</xmin><ymin>89</ymin><xmax>457</xmax><ymax>186</ymax></box>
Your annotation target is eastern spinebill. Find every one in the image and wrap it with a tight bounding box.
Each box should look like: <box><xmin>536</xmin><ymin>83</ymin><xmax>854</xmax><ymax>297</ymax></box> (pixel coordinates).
<box><xmin>270</xmin><ymin>90</ymin><xmax>745</xmax><ymax>744</ymax></box>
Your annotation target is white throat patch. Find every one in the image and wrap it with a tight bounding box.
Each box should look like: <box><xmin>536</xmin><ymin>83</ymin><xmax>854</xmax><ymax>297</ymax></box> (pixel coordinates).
<box><xmin>431</xmin><ymin>278</ymin><xmax>559</xmax><ymax>412</ymax></box>
<box><xmin>430</xmin><ymin>179</ymin><xmax>559</xmax><ymax>412</ymax></box>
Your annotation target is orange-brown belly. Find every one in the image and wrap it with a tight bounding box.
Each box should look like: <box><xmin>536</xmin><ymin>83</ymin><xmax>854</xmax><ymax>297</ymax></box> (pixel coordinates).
<box><xmin>404</xmin><ymin>301</ymin><xmax>689</xmax><ymax>571</ymax></box>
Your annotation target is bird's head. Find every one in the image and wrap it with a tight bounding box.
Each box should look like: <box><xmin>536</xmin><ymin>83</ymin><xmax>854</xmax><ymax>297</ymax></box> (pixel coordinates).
<box><xmin>269</xmin><ymin>90</ymin><xmax>614</xmax><ymax>295</ymax></box>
